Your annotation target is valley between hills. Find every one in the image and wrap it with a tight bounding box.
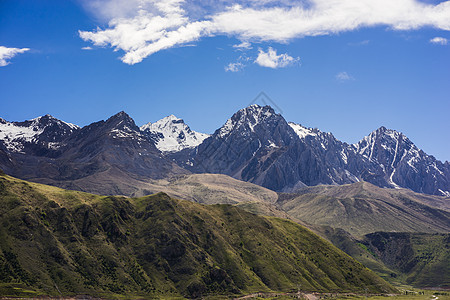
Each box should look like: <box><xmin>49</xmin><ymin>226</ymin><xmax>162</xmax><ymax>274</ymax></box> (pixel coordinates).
<box><xmin>0</xmin><ymin>105</ymin><xmax>449</xmax><ymax>299</ymax></box>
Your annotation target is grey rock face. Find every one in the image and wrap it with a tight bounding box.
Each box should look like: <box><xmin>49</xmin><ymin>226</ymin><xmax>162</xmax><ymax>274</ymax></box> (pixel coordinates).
<box><xmin>173</xmin><ymin>105</ymin><xmax>360</xmax><ymax>192</ymax></box>
<box><xmin>172</xmin><ymin>105</ymin><xmax>449</xmax><ymax>196</ymax></box>
<box><xmin>1</xmin><ymin>106</ymin><xmax>448</xmax><ymax>196</ymax></box>
<box><xmin>352</xmin><ymin>126</ymin><xmax>450</xmax><ymax>196</ymax></box>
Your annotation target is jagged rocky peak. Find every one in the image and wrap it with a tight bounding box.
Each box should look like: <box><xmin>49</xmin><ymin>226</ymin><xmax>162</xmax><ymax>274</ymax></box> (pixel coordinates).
<box><xmin>106</xmin><ymin>111</ymin><xmax>143</xmax><ymax>132</ymax></box>
<box><xmin>140</xmin><ymin>114</ymin><xmax>209</xmax><ymax>153</ymax></box>
<box><xmin>107</xmin><ymin>111</ymin><xmax>136</xmax><ymax>126</ymax></box>
<box><xmin>18</xmin><ymin>114</ymin><xmax>79</xmax><ymax>130</ymax></box>
<box><xmin>353</xmin><ymin>126</ymin><xmax>422</xmax><ymax>176</ymax></box>
<box><xmin>353</xmin><ymin>126</ymin><xmax>450</xmax><ymax>196</ymax></box>
<box><xmin>353</xmin><ymin>126</ymin><xmax>414</xmax><ymax>162</ymax></box>
<box><xmin>217</xmin><ymin>104</ymin><xmax>280</xmax><ymax>138</ymax></box>
<box><xmin>104</xmin><ymin>111</ymin><xmax>146</xmax><ymax>140</ymax></box>
<box><xmin>34</xmin><ymin>114</ymin><xmax>57</xmax><ymax>123</ymax></box>
<box><xmin>373</xmin><ymin>126</ymin><xmax>406</xmax><ymax>141</ymax></box>
<box><xmin>0</xmin><ymin>114</ymin><xmax>79</xmax><ymax>153</ymax></box>
<box><xmin>29</xmin><ymin>114</ymin><xmax>80</xmax><ymax>143</ymax></box>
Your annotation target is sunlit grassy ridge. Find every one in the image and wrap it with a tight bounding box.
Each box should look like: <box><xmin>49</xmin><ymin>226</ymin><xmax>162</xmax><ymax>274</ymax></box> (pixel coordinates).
<box><xmin>0</xmin><ymin>173</ymin><xmax>395</xmax><ymax>298</ymax></box>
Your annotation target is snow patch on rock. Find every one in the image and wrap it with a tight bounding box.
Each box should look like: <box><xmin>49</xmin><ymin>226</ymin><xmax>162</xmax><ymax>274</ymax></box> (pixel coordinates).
<box><xmin>288</xmin><ymin>122</ymin><xmax>317</xmax><ymax>139</ymax></box>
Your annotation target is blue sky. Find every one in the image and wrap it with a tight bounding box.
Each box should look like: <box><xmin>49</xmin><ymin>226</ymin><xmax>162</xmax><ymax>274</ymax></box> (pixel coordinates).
<box><xmin>0</xmin><ymin>0</ymin><xmax>449</xmax><ymax>161</ymax></box>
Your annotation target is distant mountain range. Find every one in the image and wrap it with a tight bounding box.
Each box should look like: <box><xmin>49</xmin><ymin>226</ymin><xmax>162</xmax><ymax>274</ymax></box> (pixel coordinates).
<box><xmin>0</xmin><ymin>105</ymin><xmax>449</xmax><ymax>196</ymax></box>
<box><xmin>175</xmin><ymin>105</ymin><xmax>450</xmax><ymax>196</ymax></box>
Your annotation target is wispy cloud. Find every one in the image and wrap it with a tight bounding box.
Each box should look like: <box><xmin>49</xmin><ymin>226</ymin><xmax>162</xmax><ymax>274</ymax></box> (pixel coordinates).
<box><xmin>349</xmin><ymin>40</ymin><xmax>370</xmax><ymax>46</ymax></box>
<box><xmin>81</xmin><ymin>46</ymin><xmax>94</xmax><ymax>50</ymax></box>
<box><xmin>429</xmin><ymin>36</ymin><xmax>448</xmax><ymax>45</ymax></box>
<box><xmin>0</xmin><ymin>46</ymin><xmax>30</xmax><ymax>67</ymax></box>
<box><xmin>225</xmin><ymin>54</ymin><xmax>251</xmax><ymax>72</ymax></box>
<box><xmin>255</xmin><ymin>47</ymin><xmax>299</xmax><ymax>69</ymax></box>
<box><xmin>233</xmin><ymin>41</ymin><xmax>252</xmax><ymax>50</ymax></box>
<box><xmin>336</xmin><ymin>71</ymin><xmax>355</xmax><ymax>82</ymax></box>
<box><xmin>225</xmin><ymin>62</ymin><xmax>245</xmax><ymax>72</ymax></box>
<box><xmin>79</xmin><ymin>0</ymin><xmax>450</xmax><ymax>65</ymax></box>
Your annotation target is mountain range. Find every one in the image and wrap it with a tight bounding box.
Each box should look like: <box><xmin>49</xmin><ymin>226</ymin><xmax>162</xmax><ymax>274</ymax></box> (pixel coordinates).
<box><xmin>1</xmin><ymin>105</ymin><xmax>448</xmax><ymax>197</ymax></box>
<box><xmin>0</xmin><ymin>112</ymin><xmax>187</xmax><ymax>195</ymax></box>
<box><xmin>1</xmin><ymin>106</ymin><xmax>449</xmax><ymax>295</ymax></box>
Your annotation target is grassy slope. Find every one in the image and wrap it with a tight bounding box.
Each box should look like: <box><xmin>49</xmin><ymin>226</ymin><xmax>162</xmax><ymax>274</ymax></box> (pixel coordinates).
<box><xmin>311</xmin><ymin>226</ymin><xmax>450</xmax><ymax>289</ymax></box>
<box><xmin>313</xmin><ymin>226</ymin><xmax>398</xmax><ymax>279</ymax></box>
<box><xmin>0</xmin><ymin>173</ymin><xmax>395</xmax><ymax>298</ymax></box>
<box><xmin>278</xmin><ymin>181</ymin><xmax>450</xmax><ymax>238</ymax></box>
<box><xmin>363</xmin><ymin>232</ymin><xmax>450</xmax><ymax>289</ymax></box>
<box><xmin>276</xmin><ymin>182</ymin><xmax>450</xmax><ymax>289</ymax></box>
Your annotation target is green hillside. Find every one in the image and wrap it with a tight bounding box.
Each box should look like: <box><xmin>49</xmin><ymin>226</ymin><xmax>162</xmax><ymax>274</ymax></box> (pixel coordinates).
<box><xmin>311</xmin><ymin>225</ymin><xmax>450</xmax><ymax>289</ymax></box>
<box><xmin>363</xmin><ymin>232</ymin><xmax>450</xmax><ymax>289</ymax></box>
<box><xmin>0</xmin><ymin>173</ymin><xmax>395</xmax><ymax>298</ymax></box>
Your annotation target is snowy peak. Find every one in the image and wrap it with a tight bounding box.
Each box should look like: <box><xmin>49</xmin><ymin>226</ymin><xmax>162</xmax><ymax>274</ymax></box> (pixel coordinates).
<box><xmin>217</xmin><ymin>104</ymin><xmax>278</xmax><ymax>138</ymax></box>
<box><xmin>17</xmin><ymin>114</ymin><xmax>79</xmax><ymax>131</ymax></box>
<box><xmin>354</xmin><ymin>126</ymin><xmax>422</xmax><ymax>175</ymax></box>
<box><xmin>353</xmin><ymin>127</ymin><xmax>415</xmax><ymax>162</ymax></box>
<box><xmin>0</xmin><ymin>115</ymin><xmax>79</xmax><ymax>153</ymax></box>
<box><xmin>373</xmin><ymin>126</ymin><xmax>406</xmax><ymax>142</ymax></box>
<box><xmin>353</xmin><ymin>126</ymin><xmax>449</xmax><ymax>196</ymax></box>
<box><xmin>141</xmin><ymin>115</ymin><xmax>209</xmax><ymax>153</ymax></box>
<box><xmin>141</xmin><ymin>114</ymin><xmax>183</xmax><ymax>132</ymax></box>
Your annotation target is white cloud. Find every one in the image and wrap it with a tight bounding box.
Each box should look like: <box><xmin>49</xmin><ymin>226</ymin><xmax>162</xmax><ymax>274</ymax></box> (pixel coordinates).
<box><xmin>233</xmin><ymin>41</ymin><xmax>252</xmax><ymax>50</ymax></box>
<box><xmin>336</xmin><ymin>71</ymin><xmax>355</xmax><ymax>81</ymax></box>
<box><xmin>255</xmin><ymin>47</ymin><xmax>299</xmax><ymax>68</ymax></box>
<box><xmin>79</xmin><ymin>1</ymin><xmax>213</xmax><ymax>65</ymax></box>
<box><xmin>225</xmin><ymin>62</ymin><xmax>245</xmax><ymax>72</ymax></box>
<box><xmin>81</xmin><ymin>46</ymin><xmax>94</xmax><ymax>50</ymax></box>
<box><xmin>0</xmin><ymin>46</ymin><xmax>30</xmax><ymax>67</ymax></box>
<box><xmin>429</xmin><ymin>36</ymin><xmax>448</xmax><ymax>45</ymax></box>
<box><xmin>79</xmin><ymin>0</ymin><xmax>450</xmax><ymax>64</ymax></box>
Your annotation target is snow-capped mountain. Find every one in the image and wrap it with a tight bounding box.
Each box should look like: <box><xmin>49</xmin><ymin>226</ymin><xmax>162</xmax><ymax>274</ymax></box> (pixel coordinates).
<box><xmin>55</xmin><ymin>111</ymin><xmax>186</xmax><ymax>181</ymax></box>
<box><xmin>353</xmin><ymin>126</ymin><xmax>450</xmax><ymax>196</ymax></box>
<box><xmin>175</xmin><ymin>105</ymin><xmax>360</xmax><ymax>192</ymax></box>
<box><xmin>0</xmin><ymin>107</ymin><xmax>448</xmax><ymax>196</ymax></box>
<box><xmin>173</xmin><ymin>105</ymin><xmax>449</xmax><ymax>196</ymax></box>
<box><xmin>0</xmin><ymin>112</ymin><xmax>188</xmax><ymax>195</ymax></box>
<box><xmin>216</xmin><ymin>104</ymin><xmax>278</xmax><ymax>138</ymax></box>
<box><xmin>141</xmin><ymin>115</ymin><xmax>209</xmax><ymax>152</ymax></box>
<box><xmin>0</xmin><ymin>115</ymin><xmax>79</xmax><ymax>154</ymax></box>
